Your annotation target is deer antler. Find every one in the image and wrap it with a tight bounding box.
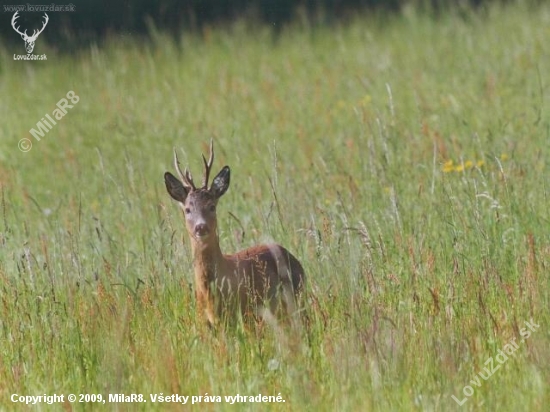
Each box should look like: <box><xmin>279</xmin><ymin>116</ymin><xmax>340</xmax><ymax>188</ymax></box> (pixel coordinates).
<box><xmin>31</xmin><ymin>13</ymin><xmax>49</xmax><ymax>40</ymax></box>
<box><xmin>11</xmin><ymin>12</ymin><xmax>27</xmax><ymax>37</ymax></box>
<box><xmin>173</xmin><ymin>149</ymin><xmax>196</xmax><ymax>190</ymax></box>
<box><xmin>11</xmin><ymin>12</ymin><xmax>49</xmax><ymax>40</ymax></box>
<box><xmin>202</xmin><ymin>139</ymin><xmax>215</xmax><ymax>189</ymax></box>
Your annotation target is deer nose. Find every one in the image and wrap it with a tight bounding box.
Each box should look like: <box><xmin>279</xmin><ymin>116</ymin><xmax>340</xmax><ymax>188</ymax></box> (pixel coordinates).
<box><xmin>194</xmin><ymin>223</ymin><xmax>209</xmax><ymax>237</ymax></box>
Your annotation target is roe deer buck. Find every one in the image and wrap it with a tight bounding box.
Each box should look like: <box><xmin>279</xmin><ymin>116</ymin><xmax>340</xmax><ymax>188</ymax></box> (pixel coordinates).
<box><xmin>164</xmin><ymin>141</ymin><xmax>305</xmax><ymax>327</ymax></box>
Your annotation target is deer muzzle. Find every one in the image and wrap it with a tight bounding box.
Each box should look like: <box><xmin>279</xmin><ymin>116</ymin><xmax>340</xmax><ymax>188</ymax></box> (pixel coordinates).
<box><xmin>194</xmin><ymin>222</ymin><xmax>210</xmax><ymax>238</ymax></box>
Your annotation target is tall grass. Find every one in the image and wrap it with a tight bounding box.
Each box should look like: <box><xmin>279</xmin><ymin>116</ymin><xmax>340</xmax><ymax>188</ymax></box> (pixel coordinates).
<box><xmin>0</xmin><ymin>2</ymin><xmax>548</xmax><ymax>410</ymax></box>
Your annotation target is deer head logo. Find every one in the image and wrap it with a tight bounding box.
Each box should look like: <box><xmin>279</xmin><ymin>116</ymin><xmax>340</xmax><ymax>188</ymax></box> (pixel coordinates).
<box><xmin>11</xmin><ymin>12</ymin><xmax>49</xmax><ymax>54</ymax></box>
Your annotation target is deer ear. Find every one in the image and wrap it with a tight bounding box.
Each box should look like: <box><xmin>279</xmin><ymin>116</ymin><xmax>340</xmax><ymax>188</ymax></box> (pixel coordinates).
<box><xmin>211</xmin><ymin>166</ymin><xmax>230</xmax><ymax>199</ymax></box>
<box><xmin>164</xmin><ymin>172</ymin><xmax>189</xmax><ymax>202</ymax></box>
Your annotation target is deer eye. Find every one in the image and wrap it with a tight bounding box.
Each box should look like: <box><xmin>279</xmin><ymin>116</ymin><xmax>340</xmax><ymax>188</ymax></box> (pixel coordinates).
<box><xmin>184</xmin><ymin>207</ymin><xmax>191</xmax><ymax>214</ymax></box>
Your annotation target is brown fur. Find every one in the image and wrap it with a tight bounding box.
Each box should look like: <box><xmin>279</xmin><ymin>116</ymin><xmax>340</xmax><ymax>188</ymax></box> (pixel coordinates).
<box><xmin>193</xmin><ymin>242</ymin><xmax>305</xmax><ymax>325</ymax></box>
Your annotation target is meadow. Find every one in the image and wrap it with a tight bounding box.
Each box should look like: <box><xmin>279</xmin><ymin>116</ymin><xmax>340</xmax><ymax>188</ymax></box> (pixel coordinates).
<box><xmin>0</xmin><ymin>1</ymin><xmax>549</xmax><ymax>410</ymax></box>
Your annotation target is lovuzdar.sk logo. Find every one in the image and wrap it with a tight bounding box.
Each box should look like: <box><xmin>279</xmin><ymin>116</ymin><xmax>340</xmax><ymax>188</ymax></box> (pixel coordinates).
<box><xmin>11</xmin><ymin>11</ymin><xmax>48</xmax><ymax>60</ymax></box>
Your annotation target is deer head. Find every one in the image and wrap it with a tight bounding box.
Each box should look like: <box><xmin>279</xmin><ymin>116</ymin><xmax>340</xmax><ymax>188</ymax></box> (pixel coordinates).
<box><xmin>11</xmin><ymin>12</ymin><xmax>49</xmax><ymax>54</ymax></box>
<box><xmin>165</xmin><ymin>140</ymin><xmax>230</xmax><ymax>247</ymax></box>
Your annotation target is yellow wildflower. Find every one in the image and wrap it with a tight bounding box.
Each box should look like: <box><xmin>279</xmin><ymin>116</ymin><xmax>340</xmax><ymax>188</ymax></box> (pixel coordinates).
<box><xmin>359</xmin><ymin>95</ymin><xmax>372</xmax><ymax>106</ymax></box>
<box><xmin>442</xmin><ymin>160</ymin><xmax>454</xmax><ymax>173</ymax></box>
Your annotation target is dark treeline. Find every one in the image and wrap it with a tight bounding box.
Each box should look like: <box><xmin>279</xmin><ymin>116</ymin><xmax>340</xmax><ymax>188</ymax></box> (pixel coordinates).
<box><xmin>0</xmin><ymin>0</ymin><xmax>522</xmax><ymax>50</ymax></box>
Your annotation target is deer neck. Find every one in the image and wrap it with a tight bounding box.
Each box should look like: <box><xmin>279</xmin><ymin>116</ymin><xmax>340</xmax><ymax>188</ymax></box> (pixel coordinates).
<box><xmin>191</xmin><ymin>237</ymin><xmax>225</xmax><ymax>289</ymax></box>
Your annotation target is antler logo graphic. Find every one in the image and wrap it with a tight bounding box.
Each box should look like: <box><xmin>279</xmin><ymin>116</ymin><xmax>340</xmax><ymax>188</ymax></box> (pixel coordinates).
<box><xmin>11</xmin><ymin>12</ymin><xmax>49</xmax><ymax>54</ymax></box>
